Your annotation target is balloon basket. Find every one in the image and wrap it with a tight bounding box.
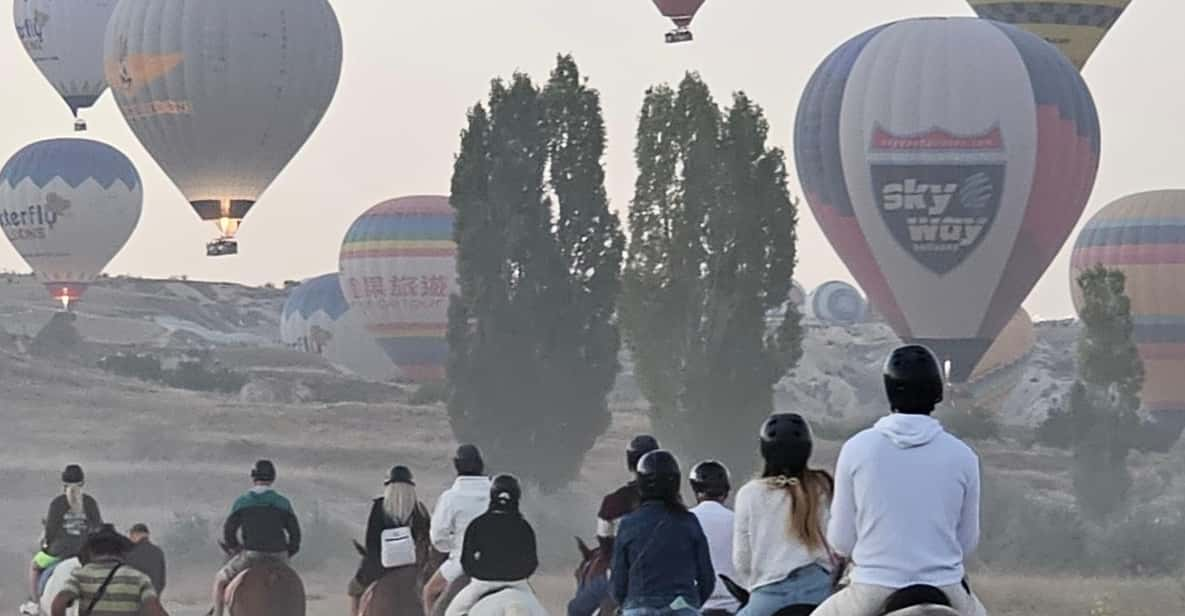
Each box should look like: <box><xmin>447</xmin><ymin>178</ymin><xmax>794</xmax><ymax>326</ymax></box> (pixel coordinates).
<box><xmin>73</xmin><ymin>118</ymin><xmax>87</xmax><ymax>132</ymax></box>
<box><xmin>665</xmin><ymin>29</ymin><xmax>693</xmax><ymax>44</ymax></box>
<box><xmin>206</xmin><ymin>238</ymin><xmax>238</xmax><ymax>257</ymax></box>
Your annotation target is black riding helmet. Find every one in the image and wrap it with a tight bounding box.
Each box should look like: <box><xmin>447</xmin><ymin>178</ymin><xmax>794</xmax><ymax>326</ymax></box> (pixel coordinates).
<box><xmin>760</xmin><ymin>413</ymin><xmax>813</xmax><ymax>476</ymax></box>
<box><xmin>385</xmin><ymin>465</ymin><xmax>414</xmax><ymax>486</ymax></box>
<box><xmin>454</xmin><ymin>444</ymin><xmax>485</xmax><ymax>476</ymax></box>
<box><xmin>636</xmin><ymin>450</ymin><xmax>681</xmax><ymax>502</ymax></box>
<box><xmin>883</xmin><ymin>344</ymin><xmax>944</xmax><ymax>414</ymax></box>
<box><xmin>626</xmin><ymin>434</ymin><xmax>660</xmax><ymax>471</ymax></box>
<box><xmin>490</xmin><ymin>474</ymin><xmax>522</xmax><ymax>512</ymax></box>
<box><xmin>250</xmin><ymin>459</ymin><xmax>276</xmax><ymax>483</ymax></box>
<box><xmin>689</xmin><ymin>460</ymin><xmax>730</xmax><ymax>499</ymax></box>
<box><xmin>61</xmin><ymin>464</ymin><xmax>84</xmax><ymax>485</ymax></box>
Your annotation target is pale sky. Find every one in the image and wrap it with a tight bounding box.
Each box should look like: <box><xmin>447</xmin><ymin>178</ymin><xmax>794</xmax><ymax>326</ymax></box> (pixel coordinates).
<box><xmin>0</xmin><ymin>1</ymin><xmax>1177</xmax><ymax>320</ymax></box>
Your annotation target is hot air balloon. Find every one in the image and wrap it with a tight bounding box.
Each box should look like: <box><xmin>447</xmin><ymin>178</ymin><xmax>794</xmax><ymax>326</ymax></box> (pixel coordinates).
<box><xmin>807</xmin><ymin>280</ymin><xmax>868</xmax><ymax>325</ymax></box>
<box><xmin>281</xmin><ymin>273</ymin><xmax>398</xmax><ymax>381</ymax></box>
<box><xmin>103</xmin><ymin>0</ymin><xmax>342</xmax><ymax>257</ymax></box>
<box><xmin>339</xmin><ymin>196</ymin><xmax>458</xmax><ymax>383</ymax></box>
<box><xmin>0</xmin><ymin>138</ymin><xmax>141</xmax><ymax>309</ymax></box>
<box><xmin>14</xmin><ymin>0</ymin><xmax>118</xmax><ymax>131</ymax></box>
<box><xmin>795</xmin><ymin>17</ymin><xmax>1100</xmax><ymax>381</ymax></box>
<box><xmin>1070</xmin><ymin>190</ymin><xmax>1185</xmax><ymax>440</ymax></box>
<box><xmin>765</xmin><ymin>279</ymin><xmax>807</xmax><ymax>325</ymax></box>
<box><xmin>960</xmin><ymin>308</ymin><xmax>1035</xmax><ymax>415</ymax></box>
<box><xmin>652</xmin><ymin>0</ymin><xmax>706</xmax><ymax>43</ymax></box>
<box><xmin>967</xmin><ymin>0</ymin><xmax>1132</xmax><ymax>70</ymax></box>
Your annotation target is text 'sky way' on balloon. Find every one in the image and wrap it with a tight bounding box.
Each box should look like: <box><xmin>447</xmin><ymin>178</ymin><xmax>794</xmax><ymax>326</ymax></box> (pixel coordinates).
<box><xmin>967</xmin><ymin>0</ymin><xmax>1132</xmax><ymax>70</ymax></box>
<box><xmin>281</xmin><ymin>273</ymin><xmax>398</xmax><ymax>382</ymax></box>
<box><xmin>0</xmin><ymin>138</ymin><xmax>141</xmax><ymax>309</ymax></box>
<box><xmin>339</xmin><ymin>196</ymin><xmax>458</xmax><ymax>383</ymax></box>
<box><xmin>14</xmin><ymin>0</ymin><xmax>118</xmax><ymax>130</ymax></box>
<box><xmin>652</xmin><ymin>0</ymin><xmax>706</xmax><ymax>43</ymax></box>
<box><xmin>1071</xmin><ymin>190</ymin><xmax>1185</xmax><ymax>440</ymax></box>
<box><xmin>103</xmin><ymin>0</ymin><xmax>342</xmax><ymax>257</ymax></box>
<box><xmin>808</xmin><ymin>280</ymin><xmax>868</xmax><ymax>325</ymax></box>
<box><xmin>958</xmin><ymin>308</ymin><xmax>1035</xmax><ymax>415</ymax></box>
<box><xmin>795</xmin><ymin>17</ymin><xmax>1100</xmax><ymax>382</ymax></box>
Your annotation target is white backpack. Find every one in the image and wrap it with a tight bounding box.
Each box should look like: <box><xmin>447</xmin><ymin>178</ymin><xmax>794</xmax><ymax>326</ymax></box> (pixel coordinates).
<box><xmin>380</xmin><ymin>526</ymin><xmax>417</xmax><ymax>568</ymax></box>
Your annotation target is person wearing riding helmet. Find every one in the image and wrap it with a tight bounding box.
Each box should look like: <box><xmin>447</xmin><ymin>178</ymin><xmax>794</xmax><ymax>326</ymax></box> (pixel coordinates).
<box><xmin>424</xmin><ymin>444</ymin><xmax>491</xmax><ymax>616</ymax></box>
<box><xmin>210</xmin><ymin>460</ymin><xmax>301</xmax><ymax>616</ymax></box>
<box><xmin>569</xmin><ymin>434</ymin><xmax>660</xmax><ymax>616</ymax></box>
<box><xmin>813</xmin><ymin>345</ymin><xmax>986</xmax><ymax>616</ymax></box>
<box><xmin>348</xmin><ymin>465</ymin><xmax>431</xmax><ymax>616</ymax></box>
<box><xmin>733</xmin><ymin>414</ymin><xmax>835</xmax><ymax>616</ymax></box>
<box><xmin>688</xmin><ymin>461</ymin><xmax>739</xmax><ymax>616</ymax></box>
<box><xmin>30</xmin><ymin>464</ymin><xmax>102</xmax><ymax>600</ymax></box>
<box><xmin>445</xmin><ymin>474</ymin><xmax>539</xmax><ymax>616</ymax></box>
<box><xmin>610</xmin><ymin>450</ymin><xmax>715</xmax><ymax>616</ymax></box>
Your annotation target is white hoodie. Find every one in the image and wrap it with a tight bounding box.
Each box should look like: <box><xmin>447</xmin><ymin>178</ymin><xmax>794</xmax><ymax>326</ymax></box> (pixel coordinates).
<box><xmin>827</xmin><ymin>413</ymin><xmax>980</xmax><ymax>589</ymax></box>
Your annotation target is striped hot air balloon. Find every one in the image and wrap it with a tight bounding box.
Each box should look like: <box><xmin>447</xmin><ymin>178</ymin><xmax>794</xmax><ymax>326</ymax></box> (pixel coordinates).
<box><xmin>967</xmin><ymin>0</ymin><xmax>1132</xmax><ymax>70</ymax></box>
<box><xmin>1070</xmin><ymin>190</ymin><xmax>1185</xmax><ymax>438</ymax></box>
<box><xmin>339</xmin><ymin>196</ymin><xmax>457</xmax><ymax>383</ymax></box>
<box><xmin>281</xmin><ymin>273</ymin><xmax>396</xmax><ymax>381</ymax></box>
<box><xmin>807</xmin><ymin>280</ymin><xmax>868</xmax><ymax>325</ymax></box>
<box><xmin>962</xmin><ymin>308</ymin><xmax>1035</xmax><ymax>415</ymax></box>
<box><xmin>795</xmin><ymin>17</ymin><xmax>1100</xmax><ymax>382</ymax></box>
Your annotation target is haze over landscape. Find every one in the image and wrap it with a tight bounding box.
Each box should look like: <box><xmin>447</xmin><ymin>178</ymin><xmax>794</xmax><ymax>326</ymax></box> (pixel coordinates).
<box><xmin>0</xmin><ymin>0</ymin><xmax>1178</xmax><ymax>318</ymax></box>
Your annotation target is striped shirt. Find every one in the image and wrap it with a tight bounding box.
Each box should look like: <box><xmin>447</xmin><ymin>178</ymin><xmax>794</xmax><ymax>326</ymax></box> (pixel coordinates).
<box><xmin>60</xmin><ymin>557</ymin><xmax>156</xmax><ymax>616</ymax></box>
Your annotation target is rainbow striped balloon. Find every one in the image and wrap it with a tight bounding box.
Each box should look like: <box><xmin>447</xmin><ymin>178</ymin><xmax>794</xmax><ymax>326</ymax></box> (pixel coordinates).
<box><xmin>1071</xmin><ymin>190</ymin><xmax>1185</xmax><ymax>435</ymax></box>
<box><xmin>339</xmin><ymin>195</ymin><xmax>456</xmax><ymax>382</ymax></box>
<box><xmin>963</xmin><ymin>308</ymin><xmax>1034</xmax><ymax>415</ymax></box>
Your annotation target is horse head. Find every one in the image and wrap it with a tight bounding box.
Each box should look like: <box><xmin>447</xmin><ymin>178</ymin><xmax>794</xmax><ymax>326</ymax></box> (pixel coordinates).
<box><xmin>882</xmin><ymin>585</ymin><xmax>954</xmax><ymax>616</ymax></box>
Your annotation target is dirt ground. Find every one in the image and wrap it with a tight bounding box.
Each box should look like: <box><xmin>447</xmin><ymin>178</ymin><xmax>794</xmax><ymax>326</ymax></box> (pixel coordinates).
<box><xmin>0</xmin><ymin>349</ymin><xmax>1182</xmax><ymax>615</ymax></box>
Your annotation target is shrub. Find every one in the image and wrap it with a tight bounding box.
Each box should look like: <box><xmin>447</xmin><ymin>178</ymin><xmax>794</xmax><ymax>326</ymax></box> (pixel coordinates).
<box><xmin>1091</xmin><ymin>510</ymin><xmax>1185</xmax><ymax>575</ymax></box>
<box><xmin>162</xmin><ymin>360</ymin><xmax>248</xmax><ymax>394</ymax></box>
<box><xmin>976</xmin><ymin>476</ymin><xmax>1088</xmax><ymax>572</ymax></box>
<box><xmin>940</xmin><ymin>405</ymin><xmax>1000</xmax><ymax>441</ymax></box>
<box><xmin>98</xmin><ymin>353</ymin><xmax>164</xmax><ymax>381</ymax></box>
<box><xmin>292</xmin><ymin>500</ymin><xmax>355</xmax><ymax>572</ymax></box>
<box><xmin>160</xmin><ymin>513</ymin><xmax>220</xmax><ymax>567</ymax></box>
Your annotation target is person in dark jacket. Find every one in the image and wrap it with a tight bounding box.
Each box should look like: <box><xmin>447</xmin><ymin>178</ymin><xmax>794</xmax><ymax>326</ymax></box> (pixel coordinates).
<box><xmin>210</xmin><ymin>460</ymin><xmax>301</xmax><ymax>616</ymax></box>
<box><xmin>30</xmin><ymin>464</ymin><xmax>102</xmax><ymax>600</ymax></box>
<box><xmin>611</xmin><ymin>450</ymin><xmax>715</xmax><ymax>616</ymax></box>
<box><xmin>126</xmin><ymin>523</ymin><xmax>167</xmax><ymax>595</ymax></box>
<box><xmin>347</xmin><ymin>465</ymin><xmax>431</xmax><ymax>616</ymax></box>
<box><xmin>444</xmin><ymin>474</ymin><xmax>539</xmax><ymax>616</ymax></box>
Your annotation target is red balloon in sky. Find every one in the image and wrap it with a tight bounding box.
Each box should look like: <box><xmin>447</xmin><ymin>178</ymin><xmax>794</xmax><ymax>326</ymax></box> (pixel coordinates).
<box><xmin>652</xmin><ymin>0</ymin><xmax>706</xmax><ymax>28</ymax></box>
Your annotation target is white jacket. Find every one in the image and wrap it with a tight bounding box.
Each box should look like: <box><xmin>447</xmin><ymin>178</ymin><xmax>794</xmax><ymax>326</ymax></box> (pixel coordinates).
<box><xmin>733</xmin><ymin>478</ymin><xmax>831</xmax><ymax>591</ymax></box>
<box><xmin>691</xmin><ymin>501</ymin><xmax>741</xmax><ymax>612</ymax></box>
<box><xmin>828</xmin><ymin>413</ymin><xmax>980</xmax><ymax>589</ymax></box>
<box><xmin>430</xmin><ymin>476</ymin><xmax>492</xmax><ymax>557</ymax></box>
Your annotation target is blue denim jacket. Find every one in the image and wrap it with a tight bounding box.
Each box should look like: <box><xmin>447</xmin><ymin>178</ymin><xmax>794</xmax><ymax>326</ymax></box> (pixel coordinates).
<box><xmin>610</xmin><ymin>501</ymin><xmax>715</xmax><ymax>610</ymax></box>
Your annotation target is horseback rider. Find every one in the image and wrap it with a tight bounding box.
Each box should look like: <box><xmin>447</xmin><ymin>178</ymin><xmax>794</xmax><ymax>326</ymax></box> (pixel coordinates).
<box><xmin>50</xmin><ymin>524</ymin><xmax>168</xmax><ymax>616</ymax></box>
<box><xmin>424</xmin><ymin>444</ymin><xmax>492</xmax><ymax>616</ymax></box>
<box><xmin>445</xmin><ymin>474</ymin><xmax>539</xmax><ymax>616</ymax></box>
<box><xmin>569</xmin><ymin>434</ymin><xmax>659</xmax><ymax>616</ymax></box>
<box><xmin>210</xmin><ymin>460</ymin><xmax>302</xmax><ymax>616</ymax></box>
<box><xmin>348</xmin><ymin>465</ymin><xmax>431</xmax><ymax>616</ymax></box>
<box><xmin>610</xmin><ymin>450</ymin><xmax>715</xmax><ymax>616</ymax></box>
<box><xmin>688</xmin><ymin>461</ymin><xmax>739</xmax><ymax>616</ymax></box>
<box><xmin>812</xmin><ymin>345</ymin><xmax>987</xmax><ymax>616</ymax></box>
<box><xmin>734</xmin><ymin>414</ymin><xmax>835</xmax><ymax>616</ymax></box>
<box><xmin>31</xmin><ymin>464</ymin><xmax>103</xmax><ymax>601</ymax></box>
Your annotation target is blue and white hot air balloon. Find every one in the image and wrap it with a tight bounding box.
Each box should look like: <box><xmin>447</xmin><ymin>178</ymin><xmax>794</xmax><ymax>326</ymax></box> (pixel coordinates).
<box><xmin>808</xmin><ymin>280</ymin><xmax>868</xmax><ymax>325</ymax></box>
<box><xmin>0</xmin><ymin>138</ymin><xmax>141</xmax><ymax>308</ymax></box>
<box><xmin>281</xmin><ymin>273</ymin><xmax>397</xmax><ymax>381</ymax></box>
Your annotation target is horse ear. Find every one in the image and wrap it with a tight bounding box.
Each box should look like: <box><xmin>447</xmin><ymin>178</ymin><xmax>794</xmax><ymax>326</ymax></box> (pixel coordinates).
<box><xmin>352</xmin><ymin>539</ymin><xmax>367</xmax><ymax>557</ymax></box>
<box><xmin>575</xmin><ymin>536</ymin><xmax>592</xmax><ymax>559</ymax></box>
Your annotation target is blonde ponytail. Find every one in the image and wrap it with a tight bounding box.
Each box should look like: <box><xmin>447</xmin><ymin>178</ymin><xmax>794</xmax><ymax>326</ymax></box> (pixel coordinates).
<box><xmin>766</xmin><ymin>469</ymin><xmax>833</xmax><ymax>552</ymax></box>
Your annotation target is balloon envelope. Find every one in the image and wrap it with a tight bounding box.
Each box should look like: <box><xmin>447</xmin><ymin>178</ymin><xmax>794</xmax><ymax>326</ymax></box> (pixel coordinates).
<box><xmin>794</xmin><ymin>17</ymin><xmax>1100</xmax><ymax>381</ymax></box>
<box><xmin>1070</xmin><ymin>190</ymin><xmax>1185</xmax><ymax>433</ymax></box>
<box><xmin>967</xmin><ymin>0</ymin><xmax>1132</xmax><ymax>70</ymax></box>
<box><xmin>0</xmin><ymin>138</ymin><xmax>141</xmax><ymax>306</ymax></box>
<box><xmin>652</xmin><ymin>0</ymin><xmax>706</xmax><ymax>28</ymax></box>
<box><xmin>339</xmin><ymin>196</ymin><xmax>458</xmax><ymax>383</ymax></box>
<box><xmin>963</xmin><ymin>308</ymin><xmax>1035</xmax><ymax>415</ymax></box>
<box><xmin>808</xmin><ymin>280</ymin><xmax>868</xmax><ymax>325</ymax></box>
<box><xmin>281</xmin><ymin>273</ymin><xmax>398</xmax><ymax>381</ymax></box>
<box><xmin>103</xmin><ymin>0</ymin><xmax>342</xmax><ymax>241</ymax></box>
<box><xmin>14</xmin><ymin>0</ymin><xmax>118</xmax><ymax>120</ymax></box>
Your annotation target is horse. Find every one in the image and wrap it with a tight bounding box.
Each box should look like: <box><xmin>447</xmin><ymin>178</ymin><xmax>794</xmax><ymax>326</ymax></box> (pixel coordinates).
<box><xmin>572</xmin><ymin>537</ymin><xmax>616</xmax><ymax>616</ymax></box>
<box><xmin>352</xmin><ymin>539</ymin><xmax>447</xmax><ymax>616</ymax></box>
<box><xmin>218</xmin><ymin>543</ymin><xmax>305</xmax><ymax>616</ymax></box>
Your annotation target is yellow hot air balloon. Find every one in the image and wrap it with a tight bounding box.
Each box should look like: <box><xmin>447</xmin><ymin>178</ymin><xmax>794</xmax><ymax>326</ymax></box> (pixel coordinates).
<box><xmin>967</xmin><ymin>0</ymin><xmax>1132</xmax><ymax>70</ymax></box>
<box><xmin>963</xmin><ymin>308</ymin><xmax>1035</xmax><ymax>415</ymax></box>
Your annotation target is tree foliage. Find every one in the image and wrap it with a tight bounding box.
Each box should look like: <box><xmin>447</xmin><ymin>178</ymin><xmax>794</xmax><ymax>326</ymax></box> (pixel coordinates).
<box><xmin>447</xmin><ymin>55</ymin><xmax>624</xmax><ymax>490</ymax></box>
<box><xmin>621</xmin><ymin>73</ymin><xmax>802</xmax><ymax>470</ymax></box>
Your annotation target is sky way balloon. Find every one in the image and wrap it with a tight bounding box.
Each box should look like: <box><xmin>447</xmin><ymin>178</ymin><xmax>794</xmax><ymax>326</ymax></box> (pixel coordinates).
<box><xmin>281</xmin><ymin>273</ymin><xmax>397</xmax><ymax>382</ymax></box>
<box><xmin>795</xmin><ymin>16</ymin><xmax>1100</xmax><ymax>382</ymax></box>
